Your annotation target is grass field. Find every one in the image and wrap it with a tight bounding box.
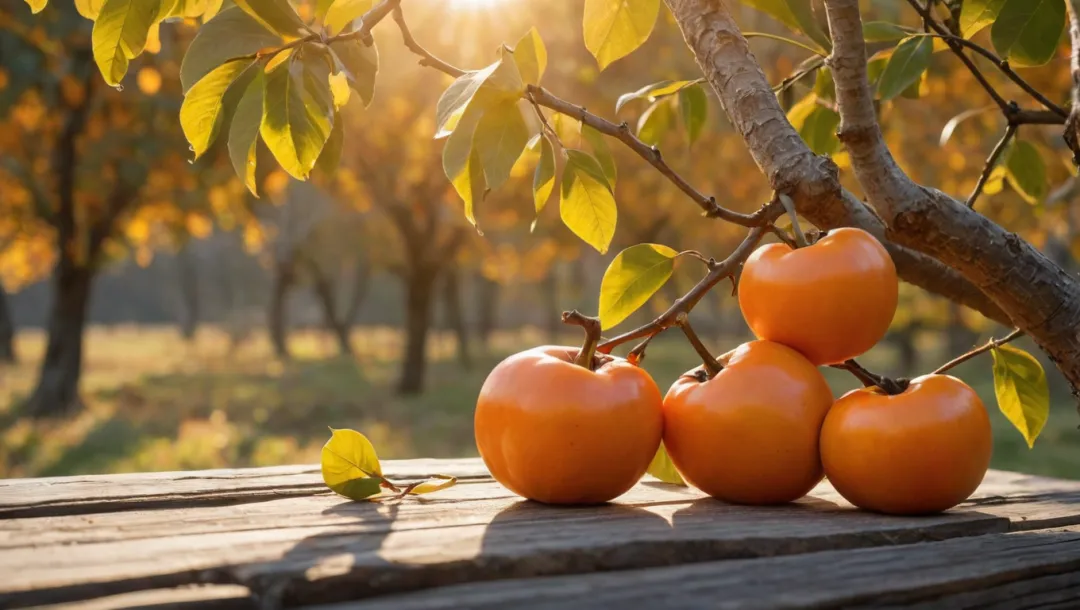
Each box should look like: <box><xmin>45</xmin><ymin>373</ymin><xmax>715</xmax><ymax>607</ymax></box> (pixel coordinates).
<box><xmin>1</xmin><ymin>325</ymin><xmax>1077</xmax><ymax>480</ymax></box>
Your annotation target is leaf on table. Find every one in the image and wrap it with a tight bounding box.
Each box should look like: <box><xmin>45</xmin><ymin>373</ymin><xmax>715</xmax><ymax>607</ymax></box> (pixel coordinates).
<box><xmin>322</xmin><ymin>428</ymin><xmax>385</xmax><ymax>500</ymax></box>
<box><xmin>408</xmin><ymin>475</ymin><xmax>458</xmax><ymax>495</ymax></box>
<box><xmin>991</xmin><ymin>344</ymin><xmax>1050</xmax><ymax>448</ymax></box>
<box><xmin>647</xmin><ymin>442</ymin><xmax>685</xmax><ymax>486</ymax></box>
<box><xmin>599</xmin><ymin>243</ymin><xmax>678</xmax><ymax>330</ymax></box>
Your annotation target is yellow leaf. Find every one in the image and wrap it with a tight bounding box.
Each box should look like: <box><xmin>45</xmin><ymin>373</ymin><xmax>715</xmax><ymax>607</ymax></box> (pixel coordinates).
<box><xmin>646</xmin><ymin>442</ymin><xmax>685</xmax><ymax>485</ymax></box>
<box><xmin>408</xmin><ymin>475</ymin><xmax>457</xmax><ymax>495</ymax></box>
<box><xmin>560</xmin><ymin>150</ymin><xmax>617</xmax><ymax>254</ymax></box>
<box><xmin>991</xmin><ymin>344</ymin><xmax>1050</xmax><ymax>448</ymax></box>
<box><xmin>321</xmin><ymin>428</ymin><xmax>384</xmax><ymax>500</ymax></box>
<box><xmin>583</xmin><ymin>0</ymin><xmax>661</xmax><ymax>70</ymax></box>
<box><xmin>329</xmin><ymin>71</ymin><xmax>351</xmax><ymax>109</ymax></box>
<box><xmin>599</xmin><ymin>243</ymin><xmax>677</xmax><ymax>330</ymax></box>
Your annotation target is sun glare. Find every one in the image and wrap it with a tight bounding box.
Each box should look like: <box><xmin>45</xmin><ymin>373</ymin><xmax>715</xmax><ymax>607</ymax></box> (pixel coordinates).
<box><xmin>451</xmin><ymin>0</ymin><xmax>512</xmax><ymax>11</ymax></box>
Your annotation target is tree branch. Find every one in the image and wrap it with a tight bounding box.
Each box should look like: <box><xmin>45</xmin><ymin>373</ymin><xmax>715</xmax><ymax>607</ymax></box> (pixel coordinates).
<box><xmin>966</xmin><ymin>124</ymin><xmax>1015</xmax><ymax>208</ymax></box>
<box><xmin>662</xmin><ymin>0</ymin><xmax>1009</xmax><ymax>326</ymax></box>
<box><xmin>823</xmin><ymin>0</ymin><xmax>1080</xmax><ymax>394</ymax></box>
<box><xmin>933</xmin><ymin>328</ymin><xmax>1024</xmax><ymax>375</ymax></box>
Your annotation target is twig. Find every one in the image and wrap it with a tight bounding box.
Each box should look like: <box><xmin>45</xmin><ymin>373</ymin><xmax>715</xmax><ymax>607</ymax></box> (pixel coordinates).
<box><xmin>388</xmin><ymin>9</ymin><xmax>766</xmax><ymax>227</ymax></box>
<box><xmin>778</xmin><ymin>193</ymin><xmax>808</xmax><ymax>247</ymax></box>
<box><xmin>933</xmin><ymin>328</ymin><xmax>1024</xmax><ymax>374</ymax></box>
<box><xmin>676</xmin><ymin>313</ymin><xmax>722</xmax><ymax>377</ymax></box>
<box><xmin>831</xmin><ymin>359</ymin><xmax>909</xmax><ymax>395</ymax></box>
<box><xmin>773</xmin><ymin>57</ymin><xmax>825</xmax><ymax>95</ymax></box>
<box><xmin>967</xmin><ymin>124</ymin><xmax>1016</xmax><ymax>208</ymax></box>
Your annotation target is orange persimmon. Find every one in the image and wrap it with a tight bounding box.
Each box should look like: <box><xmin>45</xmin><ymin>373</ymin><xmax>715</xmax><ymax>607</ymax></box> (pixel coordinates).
<box><xmin>475</xmin><ymin>346</ymin><xmax>663</xmax><ymax>504</ymax></box>
<box><xmin>738</xmin><ymin>227</ymin><xmax>898</xmax><ymax>365</ymax></box>
<box><xmin>662</xmin><ymin>340</ymin><xmax>834</xmax><ymax>505</ymax></box>
<box><xmin>821</xmin><ymin>374</ymin><xmax>992</xmax><ymax>515</ymax></box>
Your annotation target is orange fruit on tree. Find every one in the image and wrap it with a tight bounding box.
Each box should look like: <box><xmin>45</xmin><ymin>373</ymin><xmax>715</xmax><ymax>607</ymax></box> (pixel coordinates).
<box><xmin>662</xmin><ymin>340</ymin><xmax>834</xmax><ymax>505</ymax></box>
<box><xmin>738</xmin><ymin>227</ymin><xmax>898</xmax><ymax>365</ymax></box>
<box><xmin>821</xmin><ymin>374</ymin><xmax>992</xmax><ymax>515</ymax></box>
<box><xmin>475</xmin><ymin>345</ymin><xmax>663</xmax><ymax>504</ymax></box>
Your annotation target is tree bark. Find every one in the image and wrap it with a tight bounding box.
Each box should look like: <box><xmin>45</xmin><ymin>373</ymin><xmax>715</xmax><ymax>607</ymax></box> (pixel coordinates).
<box><xmin>398</xmin><ymin>266</ymin><xmax>437</xmax><ymax>395</ymax></box>
<box><xmin>304</xmin><ymin>257</ymin><xmax>354</xmax><ymax>357</ymax></box>
<box><xmin>475</xmin><ymin>273</ymin><xmax>499</xmax><ymax>351</ymax></box>
<box><xmin>442</xmin><ymin>265</ymin><xmax>471</xmax><ymax>369</ymax></box>
<box><xmin>822</xmin><ymin>0</ymin><xmax>1080</xmax><ymax>393</ymax></box>
<box><xmin>0</xmin><ymin>284</ymin><xmax>16</xmax><ymax>364</ymax></box>
<box><xmin>175</xmin><ymin>245</ymin><xmax>199</xmax><ymax>342</ymax></box>
<box><xmin>662</xmin><ymin>0</ymin><xmax>1009</xmax><ymax>327</ymax></box>
<box><xmin>26</xmin><ymin>263</ymin><xmax>93</xmax><ymax>417</ymax></box>
<box><xmin>269</xmin><ymin>258</ymin><xmax>294</xmax><ymax>361</ymax></box>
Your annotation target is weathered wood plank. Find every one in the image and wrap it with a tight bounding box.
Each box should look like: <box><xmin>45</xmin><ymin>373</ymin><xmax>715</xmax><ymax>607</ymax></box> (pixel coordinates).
<box><xmin>4</xmin><ymin>472</ymin><xmax>1080</xmax><ymax>608</ymax></box>
<box><xmin>307</xmin><ymin>526</ymin><xmax>1080</xmax><ymax>609</ymax></box>
<box><xmin>0</xmin><ymin>459</ymin><xmax>489</xmax><ymax>519</ymax></box>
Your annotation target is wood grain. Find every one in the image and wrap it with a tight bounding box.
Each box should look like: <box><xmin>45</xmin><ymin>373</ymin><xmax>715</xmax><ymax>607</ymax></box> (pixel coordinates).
<box><xmin>3</xmin><ymin>470</ymin><xmax>1080</xmax><ymax>608</ymax></box>
<box><xmin>314</xmin><ymin>526</ymin><xmax>1080</xmax><ymax>609</ymax></box>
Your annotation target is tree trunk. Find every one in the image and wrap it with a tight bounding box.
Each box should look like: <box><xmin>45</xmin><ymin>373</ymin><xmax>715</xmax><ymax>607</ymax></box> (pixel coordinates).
<box><xmin>175</xmin><ymin>245</ymin><xmax>198</xmax><ymax>342</ymax></box>
<box><xmin>26</xmin><ymin>263</ymin><xmax>93</xmax><ymax>418</ymax></box>
<box><xmin>442</xmin><ymin>266</ymin><xmax>471</xmax><ymax>369</ymax></box>
<box><xmin>398</xmin><ymin>266</ymin><xmax>437</xmax><ymax>395</ymax></box>
<box><xmin>305</xmin><ymin>257</ymin><xmax>353</xmax><ymax>356</ymax></box>
<box><xmin>475</xmin><ymin>273</ymin><xmax>499</xmax><ymax>351</ymax></box>
<box><xmin>269</xmin><ymin>259</ymin><xmax>294</xmax><ymax>360</ymax></box>
<box><xmin>0</xmin><ymin>284</ymin><xmax>16</xmax><ymax>364</ymax></box>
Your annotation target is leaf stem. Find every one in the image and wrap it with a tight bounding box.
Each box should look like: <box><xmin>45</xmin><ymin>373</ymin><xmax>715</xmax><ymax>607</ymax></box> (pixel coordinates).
<box><xmin>777</xmin><ymin>193</ymin><xmax>808</xmax><ymax>248</ymax></box>
<box><xmin>832</xmin><ymin>359</ymin><xmax>909</xmax><ymax>395</ymax></box>
<box><xmin>562</xmin><ymin>310</ymin><xmax>603</xmax><ymax>370</ymax></box>
<box><xmin>933</xmin><ymin>328</ymin><xmax>1024</xmax><ymax>375</ymax></box>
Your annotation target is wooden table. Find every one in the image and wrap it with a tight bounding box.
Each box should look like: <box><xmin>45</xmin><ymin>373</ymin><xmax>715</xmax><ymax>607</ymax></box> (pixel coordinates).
<box><xmin>2</xmin><ymin>459</ymin><xmax>1080</xmax><ymax>609</ymax></box>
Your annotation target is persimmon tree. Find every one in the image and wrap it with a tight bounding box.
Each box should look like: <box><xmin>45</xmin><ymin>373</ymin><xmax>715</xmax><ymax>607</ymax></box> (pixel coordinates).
<box><xmin>16</xmin><ymin>0</ymin><xmax>1080</xmax><ymax>440</ymax></box>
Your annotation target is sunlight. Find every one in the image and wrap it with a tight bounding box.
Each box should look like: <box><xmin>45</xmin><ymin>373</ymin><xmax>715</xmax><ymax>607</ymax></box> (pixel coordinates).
<box><xmin>450</xmin><ymin>0</ymin><xmax>512</xmax><ymax>11</ymax></box>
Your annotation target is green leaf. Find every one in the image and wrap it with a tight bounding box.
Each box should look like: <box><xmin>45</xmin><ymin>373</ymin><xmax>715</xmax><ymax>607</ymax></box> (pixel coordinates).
<box><xmin>513</xmin><ymin>27</ymin><xmax>547</xmax><ymax>85</ymax></box>
<box><xmin>321</xmin><ymin>428</ymin><xmax>384</xmax><ymax>500</ymax></box>
<box><xmin>324</xmin><ymin>0</ymin><xmax>372</xmax><ymax>35</ymax></box>
<box><xmin>991</xmin><ymin>344</ymin><xmax>1050</xmax><ymax>448</ymax></box>
<box><xmin>330</xmin><ymin>40</ymin><xmax>378</xmax><ymax>107</ymax></box>
<box><xmin>862</xmin><ymin>21</ymin><xmax>913</xmax><ymax>42</ymax></box>
<box><xmin>786</xmin><ymin>94</ymin><xmax>839</xmax><ymax>155</ymax></box>
<box><xmin>453</xmin><ymin>148</ymin><xmax>486</xmax><ymax>227</ymax></box>
<box><xmin>647</xmin><ymin>442</ymin><xmax>685</xmax><ymax>486</ymax></box>
<box><xmin>637</xmin><ymin>98</ymin><xmax>675</xmax><ymax>147</ymax></box>
<box><xmin>228</xmin><ymin>70</ymin><xmax>264</xmax><ymax>196</ymax></box>
<box><xmin>92</xmin><ymin>0</ymin><xmax>161</xmax><ymax>86</ymax></box>
<box><xmin>741</xmin><ymin>0</ymin><xmax>831</xmax><ymax>52</ymax></box>
<box><xmin>813</xmin><ymin>67</ymin><xmax>835</xmax><ymax>101</ymax></box>
<box><xmin>1004</xmin><ymin>139</ymin><xmax>1048</xmax><ymax>204</ymax></box>
<box><xmin>582</xmin><ymin>124</ymin><xmax>617</xmax><ymax>187</ymax></box>
<box><xmin>533</xmin><ymin>134</ymin><xmax>556</xmax><ymax>219</ymax></box>
<box><xmin>615</xmin><ymin>79</ymin><xmax>698</xmax><ymax>113</ymax></box>
<box><xmin>24</xmin><ymin>0</ymin><xmax>47</xmax><ymax>14</ymax></box>
<box><xmin>260</xmin><ymin>52</ymin><xmax>335</xmax><ymax>180</ymax></box>
<box><xmin>960</xmin><ymin>0</ymin><xmax>1007</xmax><ymax>38</ymax></box>
<box><xmin>473</xmin><ymin>100</ymin><xmax>530</xmax><ymax>190</ymax></box>
<box><xmin>678</xmin><ymin>84</ymin><xmax>707</xmax><ymax>147</ymax></box>
<box><xmin>876</xmin><ymin>35</ymin><xmax>932</xmax><ymax>101</ymax></box>
<box><xmin>583</xmin><ymin>0</ymin><xmax>661</xmax><ymax>70</ymax></box>
<box><xmin>233</xmin><ymin>0</ymin><xmax>306</xmax><ymax>40</ymax></box>
<box><xmin>561</xmin><ymin>150</ymin><xmax>617</xmax><ymax>253</ymax></box>
<box><xmin>316</xmin><ymin>111</ymin><xmax>344</xmax><ymax>176</ymax></box>
<box><xmin>598</xmin><ymin>243</ymin><xmax>677</xmax><ymax>329</ymax></box>
<box><xmin>991</xmin><ymin>0</ymin><xmax>1065</xmax><ymax>67</ymax></box>
<box><xmin>180</xmin><ymin>7</ymin><xmax>282</xmax><ymax>94</ymax></box>
<box><xmin>181</xmin><ymin>58</ymin><xmax>255</xmax><ymax>160</ymax></box>
<box><xmin>408</xmin><ymin>475</ymin><xmax>458</xmax><ymax>495</ymax></box>
<box><xmin>75</xmin><ymin>0</ymin><xmax>104</xmax><ymax>19</ymax></box>
<box><xmin>443</xmin><ymin>96</ymin><xmax>493</xmax><ymax>226</ymax></box>
<box><xmin>435</xmin><ymin>59</ymin><xmax>522</xmax><ymax>138</ymax></box>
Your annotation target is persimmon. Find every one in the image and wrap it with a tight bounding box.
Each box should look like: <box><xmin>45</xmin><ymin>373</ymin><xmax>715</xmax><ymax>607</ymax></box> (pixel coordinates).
<box><xmin>738</xmin><ymin>227</ymin><xmax>898</xmax><ymax>365</ymax></box>
<box><xmin>475</xmin><ymin>335</ymin><xmax>663</xmax><ymax>504</ymax></box>
<box><xmin>821</xmin><ymin>374</ymin><xmax>992</xmax><ymax>515</ymax></box>
<box><xmin>662</xmin><ymin>340</ymin><xmax>834</xmax><ymax>505</ymax></box>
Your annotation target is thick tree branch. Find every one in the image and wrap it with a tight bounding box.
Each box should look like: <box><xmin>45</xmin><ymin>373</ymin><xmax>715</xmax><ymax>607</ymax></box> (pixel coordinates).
<box><xmin>823</xmin><ymin>0</ymin><xmax>1080</xmax><ymax>394</ymax></box>
<box><xmin>662</xmin><ymin>0</ymin><xmax>1009</xmax><ymax>326</ymax></box>
<box><xmin>1066</xmin><ymin>0</ymin><xmax>1080</xmax><ymax>164</ymax></box>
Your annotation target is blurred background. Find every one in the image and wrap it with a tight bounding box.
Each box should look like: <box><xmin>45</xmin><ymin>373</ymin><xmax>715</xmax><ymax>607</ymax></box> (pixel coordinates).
<box><xmin>1</xmin><ymin>0</ymin><xmax>1077</xmax><ymax>479</ymax></box>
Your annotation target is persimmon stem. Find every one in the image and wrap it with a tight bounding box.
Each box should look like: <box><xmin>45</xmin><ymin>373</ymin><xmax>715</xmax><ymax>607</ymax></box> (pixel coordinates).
<box><xmin>677</xmin><ymin>314</ymin><xmax>722</xmax><ymax>378</ymax></box>
<box><xmin>777</xmin><ymin>193</ymin><xmax>808</xmax><ymax>248</ymax></box>
<box><xmin>562</xmin><ymin>310</ymin><xmax>602</xmax><ymax>370</ymax></box>
<box><xmin>832</xmin><ymin>359</ymin><xmax>909</xmax><ymax>395</ymax></box>
<box><xmin>933</xmin><ymin>328</ymin><xmax>1024</xmax><ymax>375</ymax></box>
<box><xmin>628</xmin><ymin>333</ymin><xmax>658</xmax><ymax>365</ymax></box>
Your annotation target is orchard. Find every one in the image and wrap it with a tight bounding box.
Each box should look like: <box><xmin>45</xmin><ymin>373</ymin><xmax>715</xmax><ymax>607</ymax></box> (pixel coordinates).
<box><xmin>10</xmin><ymin>0</ymin><xmax>1077</xmax><ymax>509</ymax></box>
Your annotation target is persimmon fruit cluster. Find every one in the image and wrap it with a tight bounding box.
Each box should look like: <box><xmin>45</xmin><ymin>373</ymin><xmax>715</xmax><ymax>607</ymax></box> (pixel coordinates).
<box><xmin>475</xmin><ymin>227</ymin><xmax>992</xmax><ymax>514</ymax></box>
